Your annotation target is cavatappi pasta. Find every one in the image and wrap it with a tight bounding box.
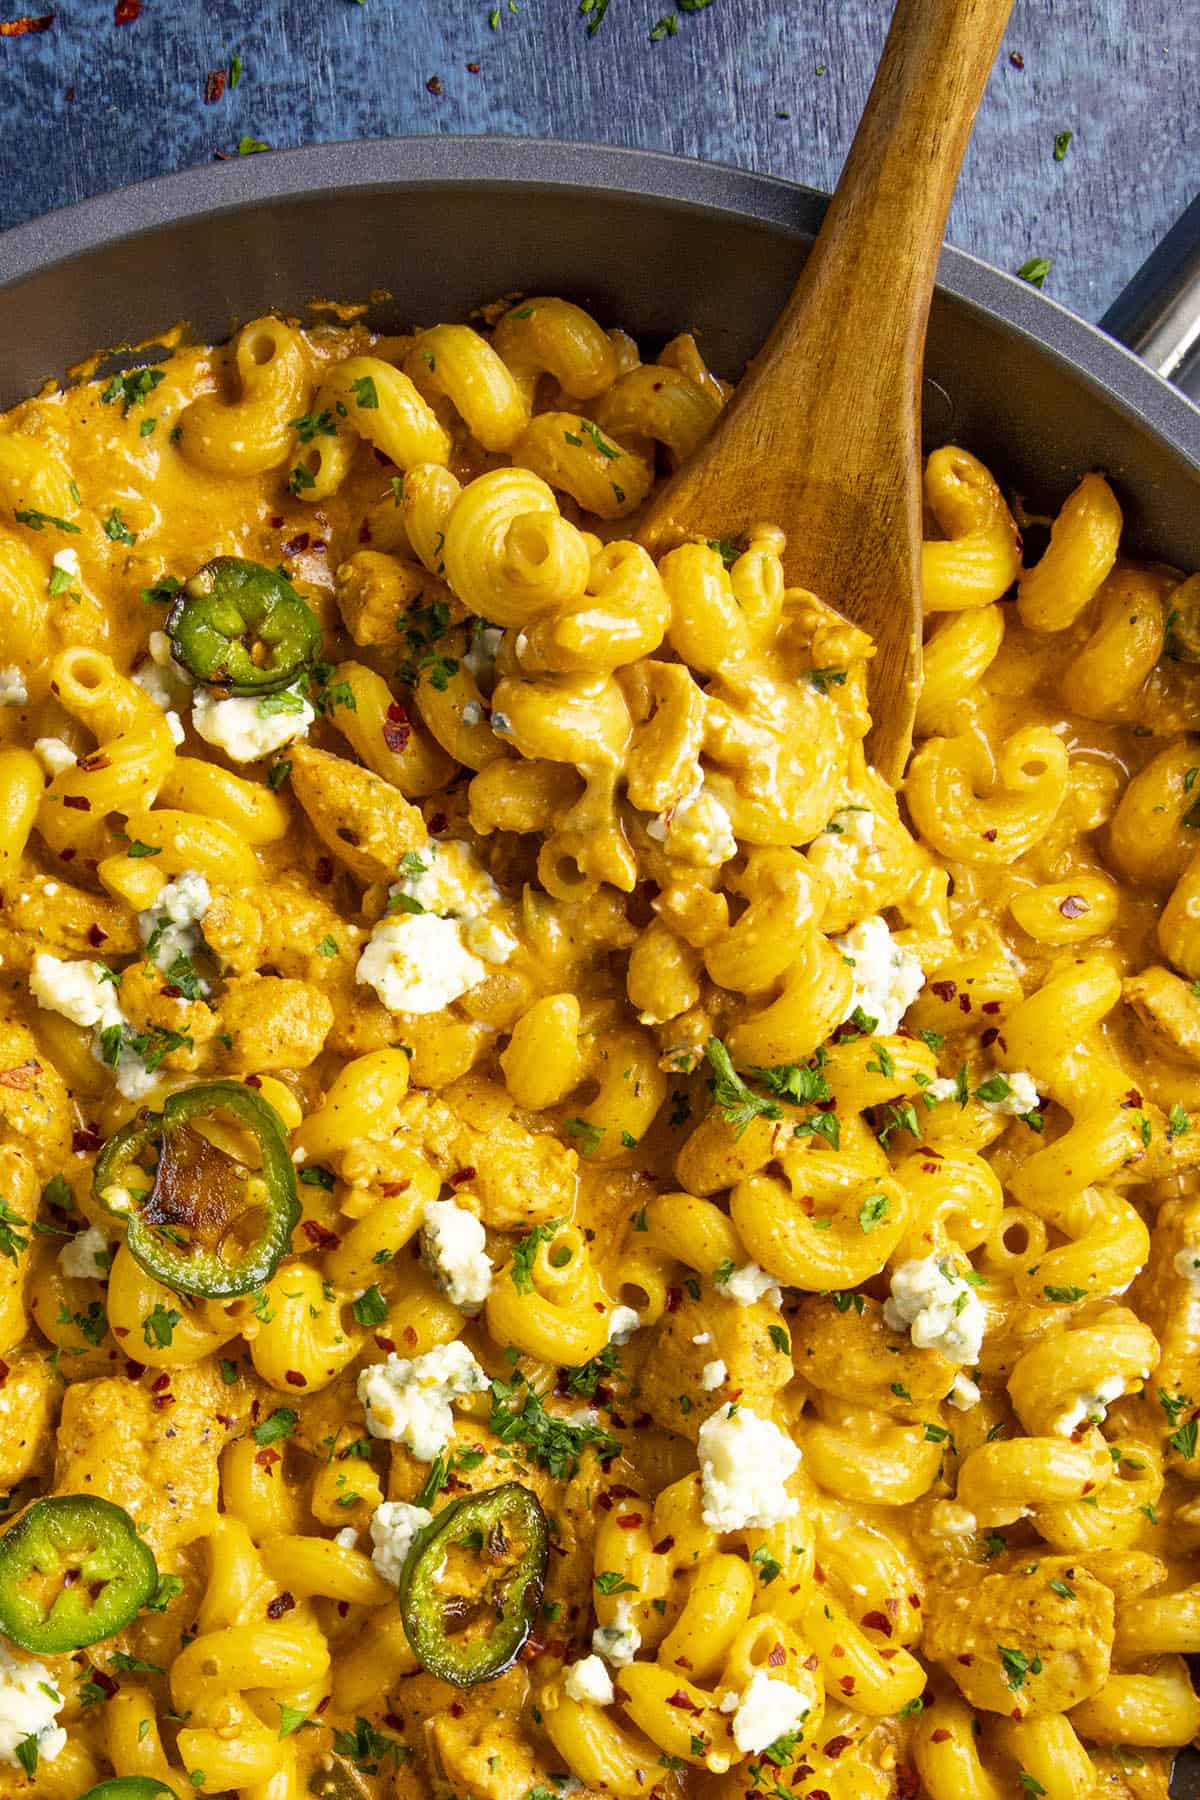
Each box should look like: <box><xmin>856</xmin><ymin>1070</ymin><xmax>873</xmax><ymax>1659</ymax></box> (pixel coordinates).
<box><xmin>0</xmin><ymin>298</ymin><xmax>1197</xmax><ymax>1800</ymax></box>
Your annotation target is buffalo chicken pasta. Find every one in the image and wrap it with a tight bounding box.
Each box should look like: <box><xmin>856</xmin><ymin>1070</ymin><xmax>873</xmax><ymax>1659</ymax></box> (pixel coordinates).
<box><xmin>0</xmin><ymin>299</ymin><xmax>1197</xmax><ymax>1800</ymax></box>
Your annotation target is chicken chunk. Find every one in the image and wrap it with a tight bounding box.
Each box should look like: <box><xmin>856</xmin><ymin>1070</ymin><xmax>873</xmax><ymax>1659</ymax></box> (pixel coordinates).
<box><xmin>0</xmin><ymin>879</ymin><xmax>137</xmax><ymax>978</ymax></box>
<box><xmin>387</xmin><ymin>1085</ymin><xmax>579</xmax><ymax>1230</ymax></box>
<box><xmin>922</xmin><ymin>1558</ymin><xmax>1113</xmax><ymax>1714</ymax></box>
<box><xmin>202</xmin><ymin>873</ymin><xmax>353</xmax><ymax>981</ymax></box>
<box><xmin>428</xmin><ymin>1678</ymin><xmax>557</xmax><ymax>1800</ymax></box>
<box><xmin>118</xmin><ymin>961</ymin><xmax>216</xmax><ymax>1074</ymax></box>
<box><xmin>790</xmin><ymin>1292</ymin><xmax>959</xmax><ymax>1414</ymax></box>
<box><xmin>289</xmin><ymin>742</ymin><xmax>427</xmax><ymax>884</ymax></box>
<box><xmin>0</xmin><ymin>1017</ymin><xmax>72</xmax><ymax>1176</ymax></box>
<box><xmin>637</xmin><ymin>1289</ymin><xmax>793</xmax><ymax>1443</ymax></box>
<box><xmin>336</xmin><ymin>549</ymin><xmax>459</xmax><ymax>649</ymax></box>
<box><xmin>1124</xmin><ymin>964</ymin><xmax>1200</xmax><ymax>1067</ymax></box>
<box><xmin>1130</xmin><ymin>1192</ymin><xmax>1200</xmax><ymax>1467</ymax></box>
<box><xmin>0</xmin><ymin>1348</ymin><xmax>59</xmax><ymax>1490</ymax></box>
<box><xmin>214</xmin><ymin>974</ymin><xmax>333</xmax><ymax>1072</ymax></box>
<box><xmin>53</xmin><ymin>1359</ymin><xmax>252</xmax><ymax>1557</ymax></box>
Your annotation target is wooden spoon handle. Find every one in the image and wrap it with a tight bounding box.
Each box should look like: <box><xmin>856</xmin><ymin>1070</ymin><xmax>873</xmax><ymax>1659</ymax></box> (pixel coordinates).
<box><xmin>750</xmin><ymin>0</ymin><xmax>1013</xmax><ymax>426</ymax></box>
<box><xmin>799</xmin><ymin>0</ymin><xmax>1013</xmax><ymax>368</ymax></box>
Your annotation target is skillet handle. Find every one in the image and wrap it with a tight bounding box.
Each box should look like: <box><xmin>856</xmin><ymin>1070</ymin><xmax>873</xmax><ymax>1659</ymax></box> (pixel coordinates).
<box><xmin>1102</xmin><ymin>196</ymin><xmax>1200</xmax><ymax>403</ymax></box>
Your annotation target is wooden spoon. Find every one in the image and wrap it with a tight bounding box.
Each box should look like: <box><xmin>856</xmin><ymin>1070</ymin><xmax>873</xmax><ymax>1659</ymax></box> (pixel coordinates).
<box><xmin>638</xmin><ymin>0</ymin><xmax>1013</xmax><ymax>784</ymax></box>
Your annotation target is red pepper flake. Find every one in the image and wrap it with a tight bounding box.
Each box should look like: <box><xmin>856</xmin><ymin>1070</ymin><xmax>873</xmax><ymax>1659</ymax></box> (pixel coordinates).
<box><xmin>878</xmin><ymin>1647</ymin><xmax>898</xmax><ymax>1661</ymax></box>
<box><xmin>767</xmin><ymin>1642</ymin><xmax>786</xmax><ymax>1667</ymax></box>
<box><xmin>449</xmin><ymin>1165</ymin><xmax>476</xmax><ymax>1186</ymax></box>
<box><xmin>77</xmin><ymin>752</ymin><xmax>112</xmax><ymax>773</ymax></box>
<box><xmin>314</xmin><ymin>855</ymin><xmax>334</xmax><ymax>885</ymax></box>
<box><xmin>0</xmin><ymin>1061</ymin><xmax>39</xmax><ymax>1089</ymax></box>
<box><xmin>281</xmin><ymin>533</ymin><xmax>310</xmax><ymax>555</ymax></box>
<box><xmin>885</xmin><ymin>1596</ymin><xmax>900</xmax><ymax>1617</ymax></box>
<box><xmin>73</xmin><ymin>1127</ymin><xmax>103</xmax><ymax>1153</ymax></box>
<box><xmin>402</xmin><ymin>1325</ymin><xmax>418</xmax><ymax>1346</ymax></box>
<box><xmin>301</xmin><ymin>1219</ymin><xmax>340</xmax><ymax>1250</ymax></box>
<box><xmin>63</xmin><ymin>794</ymin><xmax>91</xmax><ymax>811</ymax></box>
<box><xmin>860</xmin><ymin>1609</ymin><xmax>892</xmax><ymax>1637</ymax></box>
<box><xmin>284</xmin><ymin>1369</ymin><xmax>308</xmax><ymax>1388</ymax></box>
<box><xmin>822</xmin><ymin>1736</ymin><xmax>852</xmax><ymax>1760</ymax></box>
<box><xmin>981</xmin><ymin>828</ymin><xmax>998</xmax><ymax>842</ymax></box>
<box><xmin>86</xmin><ymin>923</ymin><xmax>109</xmax><ymax>946</ymax></box>
<box><xmin>151</xmin><ymin>1393</ymin><xmax>176</xmax><ymax>1411</ymax></box>
<box><xmin>959</xmin><ymin>994</ymin><xmax>972</xmax><ymax>1013</ymax></box>
<box><xmin>930</xmin><ymin>979</ymin><xmax>957</xmax><ymax>1002</ymax></box>
<box><xmin>1009</xmin><ymin>49</ymin><xmax>1024</xmax><ymax>67</ymax></box>
<box><xmin>806</xmin><ymin>1792</ymin><xmax>831</xmax><ymax>1800</ymax></box>
<box><xmin>92</xmin><ymin>1669</ymin><xmax>119</xmax><ymax>1698</ymax></box>
<box><xmin>518</xmin><ymin>1634</ymin><xmax>547</xmax><ymax>1664</ymax></box>
<box><xmin>895</xmin><ymin>1772</ymin><xmax>921</xmax><ymax>1800</ymax></box>
<box><xmin>375</xmin><ymin>1334</ymin><xmax>396</xmax><ymax>1352</ymax></box>
<box><xmin>674</xmin><ymin>1654</ymin><xmax>693</xmax><ymax>1670</ymax></box>
<box><xmin>0</xmin><ymin>12</ymin><xmax>54</xmax><ymax>32</ymax></box>
<box><xmin>616</xmin><ymin>1513</ymin><xmax>644</xmax><ymax>1529</ymax></box>
<box><xmin>652</xmin><ymin>1534</ymin><xmax>675</xmax><ymax>1554</ymax></box>
<box><xmin>908</xmin><ymin>1593</ymin><xmax>921</xmax><ymax>1609</ymax></box>
<box><xmin>802</xmin><ymin>1652</ymin><xmax>819</xmax><ymax>1669</ymax></box>
<box><xmin>244</xmin><ymin>1073</ymin><xmax>262</xmax><ymax>1089</ymax></box>
<box><xmin>931</xmin><ymin>1729</ymin><xmax>951</xmax><ymax>1743</ymax></box>
<box><xmin>255</xmin><ymin>1447</ymin><xmax>282</xmax><ymax>1470</ymax></box>
<box><xmin>831</xmin><ymin>1642</ymin><xmax>845</xmax><ymax>1658</ymax></box>
<box><xmin>60</xmin><ymin>847</ymin><xmax>77</xmax><ymax>861</ymax></box>
<box><xmin>426</xmin><ymin>73</ymin><xmax>443</xmax><ymax>95</ymax></box>
<box><xmin>666</xmin><ymin>1689</ymin><xmax>699</xmax><ymax>1712</ymax></box>
<box><xmin>981</xmin><ymin>1027</ymin><xmax>1000</xmax><ymax>1048</ymax></box>
<box><xmin>266</xmin><ymin>1591</ymin><xmax>296</xmax><ymax>1619</ymax></box>
<box><xmin>1058</xmin><ymin>893</ymin><xmax>1089</xmax><ymax>918</ymax></box>
<box><xmin>981</xmin><ymin>1000</ymin><xmax>1002</xmax><ymax>1015</ymax></box>
<box><xmin>665</xmin><ymin>1285</ymin><xmax>682</xmax><ymax>1314</ymax></box>
<box><xmin>383</xmin><ymin>706</ymin><xmax>411</xmax><ymax>755</ymax></box>
<box><xmin>837</xmin><ymin>1675</ymin><xmax>856</xmax><ymax>1694</ymax></box>
<box><xmin>427</xmin><ymin>811</ymin><xmax>448</xmax><ymax>836</ymax></box>
<box><xmin>380</xmin><ymin>1178</ymin><xmax>411</xmax><ymax>1196</ymax></box>
<box><xmin>113</xmin><ymin>0</ymin><xmax>139</xmax><ymax>19</ymax></box>
<box><xmin>113</xmin><ymin>1326</ymin><xmax>130</xmax><ymax>1339</ymax></box>
<box><xmin>151</xmin><ymin>1373</ymin><xmax>171</xmax><ymax>1393</ymax></box>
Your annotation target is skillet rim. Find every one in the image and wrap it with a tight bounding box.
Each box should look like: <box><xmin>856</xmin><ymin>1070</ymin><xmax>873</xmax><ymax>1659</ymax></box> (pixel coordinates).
<box><xmin>0</xmin><ymin>134</ymin><xmax>1196</xmax><ymax>471</ymax></box>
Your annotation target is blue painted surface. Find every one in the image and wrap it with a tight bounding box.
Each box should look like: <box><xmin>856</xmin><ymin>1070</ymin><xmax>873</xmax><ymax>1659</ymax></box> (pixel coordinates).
<box><xmin>0</xmin><ymin>0</ymin><xmax>1195</xmax><ymax>324</ymax></box>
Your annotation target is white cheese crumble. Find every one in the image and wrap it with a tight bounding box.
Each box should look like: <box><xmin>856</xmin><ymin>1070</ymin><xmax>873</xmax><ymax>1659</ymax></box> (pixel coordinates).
<box><xmin>51</xmin><ymin>547</ymin><xmax>80</xmax><ymax>580</ymax></box>
<box><xmin>701</xmin><ymin>1359</ymin><xmax>727</xmax><ymax>1391</ymax></box>
<box><xmin>58</xmin><ymin>1224</ymin><xmax>109</xmax><ymax>1282</ymax></box>
<box><xmin>0</xmin><ymin>666</ymin><xmax>27</xmax><ymax>707</ymax></box>
<box><xmin>333</xmin><ymin>1527</ymin><xmax>359</xmax><ymax>1550</ymax></box>
<box><xmin>564</xmin><ymin>1655</ymin><xmax>614</xmax><ymax>1707</ymax></box>
<box><xmin>461</xmin><ymin>700</ymin><xmax>485</xmax><ymax>727</ymax></box>
<box><xmin>356</xmin><ymin>913</ymin><xmax>488</xmax><ymax>1015</ymax></box>
<box><xmin>592</xmin><ymin>1597</ymin><xmax>641</xmax><ymax>1667</ymax></box>
<box><xmin>646</xmin><ymin>772</ymin><xmax>737</xmax><ymax>868</ymax></box>
<box><xmin>929</xmin><ymin>1501</ymin><xmax>978</xmax><ymax>1539</ymax></box>
<box><xmin>697</xmin><ymin>1405</ymin><xmax>800</xmax><ymax>1533</ymax></box>
<box><xmin>357</xmin><ymin>1340</ymin><xmax>489</xmax><ymax>1461</ymax></box>
<box><xmin>191</xmin><ymin>686</ymin><xmax>314</xmax><ymax>762</ymax></box>
<box><xmin>925</xmin><ymin>1076</ymin><xmax>960</xmax><ymax>1103</ymax></box>
<box><xmin>715</xmin><ymin>1262</ymin><xmax>782</xmax><ymax>1309</ymax></box>
<box><xmin>883</xmin><ymin>1257</ymin><xmax>986</xmax><ymax>1365</ymax></box>
<box><xmin>979</xmin><ymin>1070</ymin><xmax>1040</xmax><ymax>1116</ymax></box>
<box><xmin>948</xmin><ymin>1372</ymin><xmax>981</xmax><ymax>1411</ymax></box>
<box><xmin>832</xmin><ymin>914</ymin><xmax>925</xmax><ymax>1035</ymax></box>
<box><xmin>391</xmin><ymin>841</ymin><xmax>517</xmax><ymax>967</ymax></box>
<box><xmin>420</xmin><ymin>1197</ymin><xmax>493</xmax><ymax>1313</ymax></box>
<box><xmin>607</xmin><ymin>1305</ymin><xmax>642</xmax><ymax>1345</ymax></box>
<box><xmin>0</xmin><ymin>1644</ymin><xmax>65</xmax><ymax>1769</ymax></box>
<box><xmin>1174</xmin><ymin>1246</ymin><xmax>1200</xmax><ymax>1287</ymax></box>
<box><xmin>30</xmin><ymin>953</ymin><xmax>164</xmax><ymax>1103</ymax></box>
<box><xmin>33</xmin><ymin>737</ymin><xmax>77</xmax><ymax>777</ymax></box>
<box><xmin>720</xmin><ymin>1671</ymin><xmax>810</xmax><ymax>1755</ymax></box>
<box><xmin>1050</xmin><ymin>1374</ymin><xmax>1127</xmax><ymax>1438</ymax></box>
<box><xmin>138</xmin><ymin>870</ymin><xmax>211</xmax><ymax>979</ymax></box>
<box><xmin>368</xmin><ymin>1500</ymin><xmax>434</xmax><ymax>1584</ymax></box>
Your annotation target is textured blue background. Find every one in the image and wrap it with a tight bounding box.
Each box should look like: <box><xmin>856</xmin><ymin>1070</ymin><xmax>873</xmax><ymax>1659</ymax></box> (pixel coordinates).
<box><xmin>0</xmin><ymin>0</ymin><xmax>1195</xmax><ymax>325</ymax></box>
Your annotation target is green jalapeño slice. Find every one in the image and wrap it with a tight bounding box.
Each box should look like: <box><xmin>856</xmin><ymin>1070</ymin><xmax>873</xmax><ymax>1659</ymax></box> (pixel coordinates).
<box><xmin>79</xmin><ymin>1783</ymin><xmax>179</xmax><ymax>1800</ymax></box>
<box><xmin>93</xmin><ymin>1080</ymin><xmax>299</xmax><ymax>1299</ymax></box>
<box><xmin>0</xmin><ymin>1496</ymin><xmax>158</xmax><ymax>1654</ymax></box>
<box><xmin>398</xmin><ymin>1484</ymin><xmax>549</xmax><ymax>1687</ymax></box>
<box><xmin>167</xmin><ymin>555</ymin><xmax>322</xmax><ymax>693</ymax></box>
